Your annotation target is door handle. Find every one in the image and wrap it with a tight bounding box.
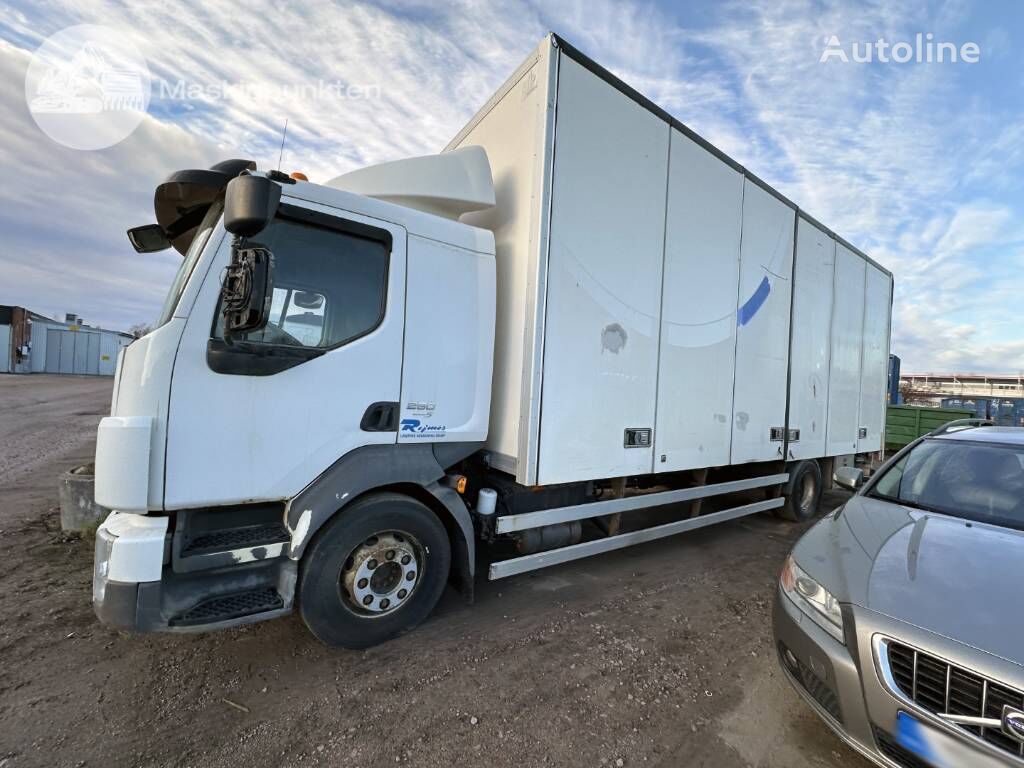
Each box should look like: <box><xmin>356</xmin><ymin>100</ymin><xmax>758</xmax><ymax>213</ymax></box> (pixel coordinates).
<box><xmin>360</xmin><ymin>402</ymin><xmax>399</xmax><ymax>432</ymax></box>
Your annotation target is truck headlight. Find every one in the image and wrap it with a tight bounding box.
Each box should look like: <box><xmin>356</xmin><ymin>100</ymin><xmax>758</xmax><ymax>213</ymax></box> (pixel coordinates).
<box><xmin>780</xmin><ymin>555</ymin><xmax>845</xmax><ymax>643</ymax></box>
<box><xmin>93</xmin><ymin>526</ymin><xmax>116</xmax><ymax>604</ymax></box>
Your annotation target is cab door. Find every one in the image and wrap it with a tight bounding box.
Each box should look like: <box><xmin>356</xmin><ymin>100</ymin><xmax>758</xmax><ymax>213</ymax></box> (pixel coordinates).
<box><xmin>163</xmin><ymin>198</ymin><xmax>406</xmax><ymax>509</ymax></box>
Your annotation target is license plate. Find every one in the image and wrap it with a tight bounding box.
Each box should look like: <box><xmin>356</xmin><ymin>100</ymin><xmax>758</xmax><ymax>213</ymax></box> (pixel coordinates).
<box><xmin>894</xmin><ymin>711</ymin><xmax>1003</xmax><ymax>768</ymax></box>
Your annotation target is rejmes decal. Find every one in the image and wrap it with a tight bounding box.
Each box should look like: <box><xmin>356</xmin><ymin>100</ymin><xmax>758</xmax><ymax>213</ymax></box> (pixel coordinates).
<box><xmin>401</xmin><ymin>418</ymin><xmax>447</xmax><ymax>437</ymax></box>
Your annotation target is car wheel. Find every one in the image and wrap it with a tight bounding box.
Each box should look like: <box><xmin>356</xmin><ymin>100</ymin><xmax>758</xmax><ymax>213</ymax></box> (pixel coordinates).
<box><xmin>779</xmin><ymin>459</ymin><xmax>823</xmax><ymax>522</ymax></box>
<box><xmin>299</xmin><ymin>492</ymin><xmax>451</xmax><ymax>649</ymax></box>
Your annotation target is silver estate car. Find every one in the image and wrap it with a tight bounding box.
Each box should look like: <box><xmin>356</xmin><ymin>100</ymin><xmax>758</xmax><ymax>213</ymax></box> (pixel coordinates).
<box><xmin>774</xmin><ymin>423</ymin><xmax>1024</xmax><ymax>768</ymax></box>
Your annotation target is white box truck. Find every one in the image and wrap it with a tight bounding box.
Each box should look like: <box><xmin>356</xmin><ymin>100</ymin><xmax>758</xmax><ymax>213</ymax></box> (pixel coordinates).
<box><xmin>92</xmin><ymin>34</ymin><xmax>892</xmax><ymax>648</ymax></box>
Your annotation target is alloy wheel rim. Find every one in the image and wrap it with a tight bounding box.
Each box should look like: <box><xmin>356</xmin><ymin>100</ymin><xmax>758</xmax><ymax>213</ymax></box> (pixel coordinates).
<box><xmin>341</xmin><ymin>531</ymin><xmax>422</xmax><ymax>616</ymax></box>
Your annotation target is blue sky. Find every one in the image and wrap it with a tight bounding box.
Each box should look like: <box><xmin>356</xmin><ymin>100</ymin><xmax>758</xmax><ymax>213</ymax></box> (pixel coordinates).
<box><xmin>1</xmin><ymin>0</ymin><xmax>1022</xmax><ymax>372</ymax></box>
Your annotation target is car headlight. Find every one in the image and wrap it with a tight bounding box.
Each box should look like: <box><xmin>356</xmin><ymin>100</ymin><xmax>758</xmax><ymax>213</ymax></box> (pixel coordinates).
<box><xmin>780</xmin><ymin>555</ymin><xmax>845</xmax><ymax>643</ymax></box>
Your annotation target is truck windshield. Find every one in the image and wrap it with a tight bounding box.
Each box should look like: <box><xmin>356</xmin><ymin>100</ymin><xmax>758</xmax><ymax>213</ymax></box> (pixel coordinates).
<box><xmin>155</xmin><ymin>203</ymin><xmax>223</xmax><ymax>327</ymax></box>
<box><xmin>211</xmin><ymin>215</ymin><xmax>388</xmax><ymax>349</ymax></box>
<box><xmin>870</xmin><ymin>438</ymin><xmax>1024</xmax><ymax>530</ymax></box>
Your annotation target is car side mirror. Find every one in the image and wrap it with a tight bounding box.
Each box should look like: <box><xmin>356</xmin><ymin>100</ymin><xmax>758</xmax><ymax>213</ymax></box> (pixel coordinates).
<box><xmin>223</xmin><ymin>174</ymin><xmax>281</xmax><ymax>238</ymax></box>
<box><xmin>833</xmin><ymin>466</ymin><xmax>863</xmax><ymax>492</ymax></box>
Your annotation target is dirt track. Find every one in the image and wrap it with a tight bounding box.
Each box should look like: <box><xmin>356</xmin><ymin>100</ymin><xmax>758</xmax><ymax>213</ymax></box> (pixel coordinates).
<box><xmin>0</xmin><ymin>375</ymin><xmax>870</xmax><ymax>768</ymax></box>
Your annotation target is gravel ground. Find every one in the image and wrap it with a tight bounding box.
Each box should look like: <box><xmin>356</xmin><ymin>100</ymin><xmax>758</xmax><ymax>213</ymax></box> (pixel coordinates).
<box><xmin>0</xmin><ymin>374</ymin><xmax>871</xmax><ymax>768</ymax></box>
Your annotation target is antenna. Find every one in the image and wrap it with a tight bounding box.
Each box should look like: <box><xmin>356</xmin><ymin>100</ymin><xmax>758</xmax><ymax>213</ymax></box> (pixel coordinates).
<box><xmin>276</xmin><ymin>118</ymin><xmax>289</xmax><ymax>171</ymax></box>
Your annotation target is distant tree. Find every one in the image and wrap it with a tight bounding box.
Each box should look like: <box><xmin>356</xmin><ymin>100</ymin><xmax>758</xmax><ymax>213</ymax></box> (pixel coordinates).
<box><xmin>129</xmin><ymin>323</ymin><xmax>152</xmax><ymax>339</ymax></box>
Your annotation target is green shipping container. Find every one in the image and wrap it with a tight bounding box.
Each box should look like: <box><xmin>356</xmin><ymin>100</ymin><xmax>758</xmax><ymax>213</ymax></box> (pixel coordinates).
<box><xmin>885</xmin><ymin>405</ymin><xmax>974</xmax><ymax>449</ymax></box>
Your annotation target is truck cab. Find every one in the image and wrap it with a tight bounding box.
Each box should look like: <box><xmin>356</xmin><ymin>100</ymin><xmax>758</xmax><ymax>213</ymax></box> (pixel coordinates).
<box><xmin>93</xmin><ymin>150</ymin><xmax>496</xmax><ymax>647</ymax></box>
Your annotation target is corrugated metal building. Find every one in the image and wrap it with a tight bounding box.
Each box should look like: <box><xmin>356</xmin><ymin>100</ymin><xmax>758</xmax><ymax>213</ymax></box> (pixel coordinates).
<box><xmin>0</xmin><ymin>306</ymin><xmax>132</xmax><ymax>376</ymax></box>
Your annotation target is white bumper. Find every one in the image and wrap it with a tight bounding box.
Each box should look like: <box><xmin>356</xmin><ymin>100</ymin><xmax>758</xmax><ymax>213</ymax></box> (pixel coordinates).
<box><xmin>95</xmin><ymin>416</ymin><xmax>152</xmax><ymax>512</ymax></box>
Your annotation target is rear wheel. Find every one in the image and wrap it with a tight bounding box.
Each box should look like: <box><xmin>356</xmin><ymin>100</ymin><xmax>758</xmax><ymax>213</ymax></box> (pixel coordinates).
<box><xmin>779</xmin><ymin>459</ymin><xmax>822</xmax><ymax>522</ymax></box>
<box><xmin>299</xmin><ymin>493</ymin><xmax>451</xmax><ymax>649</ymax></box>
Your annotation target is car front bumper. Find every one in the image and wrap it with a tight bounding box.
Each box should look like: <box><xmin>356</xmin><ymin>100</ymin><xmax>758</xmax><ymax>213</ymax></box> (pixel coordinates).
<box><xmin>773</xmin><ymin>587</ymin><xmax>1016</xmax><ymax>768</ymax></box>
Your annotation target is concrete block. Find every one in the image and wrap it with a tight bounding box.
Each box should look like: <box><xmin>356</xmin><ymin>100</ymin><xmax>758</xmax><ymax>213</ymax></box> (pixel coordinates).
<box><xmin>59</xmin><ymin>464</ymin><xmax>109</xmax><ymax>532</ymax></box>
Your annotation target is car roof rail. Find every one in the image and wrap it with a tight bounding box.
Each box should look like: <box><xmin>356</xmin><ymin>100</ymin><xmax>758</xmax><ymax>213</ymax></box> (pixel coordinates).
<box><xmin>927</xmin><ymin>418</ymin><xmax>995</xmax><ymax>437</ymax></box>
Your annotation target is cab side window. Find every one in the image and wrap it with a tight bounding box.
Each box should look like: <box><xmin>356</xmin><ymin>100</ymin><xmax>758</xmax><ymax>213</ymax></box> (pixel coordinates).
<box><xmin>214</xmin><ymin>214</ymin><xmax>389</xmax><ymax>349</ymax></box>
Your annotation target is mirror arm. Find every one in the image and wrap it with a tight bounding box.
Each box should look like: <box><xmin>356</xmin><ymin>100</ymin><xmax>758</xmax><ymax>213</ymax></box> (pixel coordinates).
<box><xmin>221</xmin><ymin>235</ymin><xmax>245</xmax><ymax>346</ymax></box>
<box><xmin>221</xmin><ymin>235</ymin><xmax>274</xmax><ymax>345</ymax></box>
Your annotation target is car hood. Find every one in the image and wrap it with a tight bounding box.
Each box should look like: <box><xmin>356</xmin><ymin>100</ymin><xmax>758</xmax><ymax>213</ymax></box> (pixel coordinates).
<box><xmin>793</xmin><ymin>496</ymin><xmax>1024</xmax><ymax>666</ymax></box>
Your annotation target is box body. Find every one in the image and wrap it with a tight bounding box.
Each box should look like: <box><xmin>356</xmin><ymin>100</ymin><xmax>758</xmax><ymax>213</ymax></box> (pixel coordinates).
<box><xmin>449</xmin><ymin>35</ymin><xmax>893</xmax><ymax>486</ymax></box>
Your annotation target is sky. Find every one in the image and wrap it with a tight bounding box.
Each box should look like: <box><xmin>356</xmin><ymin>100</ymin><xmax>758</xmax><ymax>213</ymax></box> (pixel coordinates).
<box><xmin>1</xmin><ymin>0</ymin><xmax>1022</xmax><ymax>373</ymax></box>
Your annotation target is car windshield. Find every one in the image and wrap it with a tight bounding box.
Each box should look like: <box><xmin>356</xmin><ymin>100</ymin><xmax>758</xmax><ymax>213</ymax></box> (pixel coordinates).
<box><xmin>870</xmin><ymin>437</ymin><xmax>1024</xmax><ymax>530</ymax></box>
<box><xmin>155</xmin><ymin>203</ymin><xmax>223</xmax><ymax>327</ymax></box>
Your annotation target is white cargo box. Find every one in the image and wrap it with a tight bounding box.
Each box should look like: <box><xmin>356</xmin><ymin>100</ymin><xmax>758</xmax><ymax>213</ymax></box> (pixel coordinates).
<box><xmin>449</xmin><ymin>34</ymin><xmax>892</xmax><ymax>486</ymax></box>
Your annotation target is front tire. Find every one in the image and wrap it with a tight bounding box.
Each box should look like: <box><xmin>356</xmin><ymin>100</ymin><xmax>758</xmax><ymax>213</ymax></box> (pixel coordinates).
<box><xmin>299</xmin><ymin>493</ymin><xmax>451</xmax><ymax>649</ymax></box>
<box><xmin>779</xmin><ymin>459</ymin><xmax>822</xmax><ymax>522</ymax></box>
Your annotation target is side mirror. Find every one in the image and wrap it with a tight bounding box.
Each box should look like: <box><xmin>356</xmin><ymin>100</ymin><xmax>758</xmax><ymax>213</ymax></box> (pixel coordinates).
<box><xmin>833</xmin><ymin>466</ymin><xmax>863</xmax><ymax>492</ymax></box>
<box><xmin>223</xmin><ymin>174</ymin><xmax>282</xmax><ymax>238</ymax></box>
<box><xmin>221</xmin><ymin>244</ymin><xmax>274</xmax><ymax>338</ymax></box>
<box><xmin>126</xmin><ymin>224</ymin><xmax>171</xmax><ymax>253</ymax></box>
<box><xmin>221</xmin><ymin>174</ymin><xmax>280</xmax><ymax>339</ymax></box>
<box><xmin>293</xmin><ymin>291</ymin><xmax>324</xmax><ymax>310</ymax></box>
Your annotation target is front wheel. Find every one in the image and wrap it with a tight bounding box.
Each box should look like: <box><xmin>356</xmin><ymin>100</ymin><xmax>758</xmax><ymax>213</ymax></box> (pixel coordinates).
<box><xmin>299</xmin><ymin>493</ymin><xmax>451</xmax><ymax>649</ymax></box>
<box><xmin>778</xmin><ymin>459</ymin><xmax>822</xmax><ymax>522</ymax></box>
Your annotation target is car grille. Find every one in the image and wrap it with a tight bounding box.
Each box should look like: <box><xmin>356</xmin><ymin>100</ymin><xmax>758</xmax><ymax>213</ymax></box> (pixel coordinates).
<box><xmin>872</xmin><ymin>726</ymin><xmax>931</xmax><ymax>768</ymax></box>
<box><xmin>778</xmin><ymin>642</ymin><xmax>843</xmax><ymax>724</ymax></box>
<box><xmin>794</xmin><ymin>656</ymin><xmax>843</xmax><ymax>724</ymax></box>
<box><xmin>886</xmin><ymin>640</ymin><xmax>1024</xmax><ymax>759</ymax></box>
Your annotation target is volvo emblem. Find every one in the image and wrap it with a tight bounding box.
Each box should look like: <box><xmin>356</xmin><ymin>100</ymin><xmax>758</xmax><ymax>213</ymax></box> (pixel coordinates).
<box><xmin>1003</xmin><ymin>706</ymin><xmax>1024</xmax><ymax>743</ymax></box>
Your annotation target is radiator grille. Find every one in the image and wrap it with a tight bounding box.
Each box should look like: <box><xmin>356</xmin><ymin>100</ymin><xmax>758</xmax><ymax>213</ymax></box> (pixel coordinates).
<box><xmin>873</xmin><ymin>726</ymin><xmax>932</xmax><ymax>768</ymax></box>
<box><xmin>779</xmin><ymin>643</ymin><xmax>842</xmax><ymax>724</ymax></box>
<box><xmin>182</xmin><ymin>523</ymin><xmax>289</xmax><ymax>554</ymax></box>
<box><xmin>170</xmin><ymin>588</ymin><xmax>283</xmax><ymax>626</ymax></box>
<box><xmin>886</xmin><ymin>641</ymin><xmax>1024</xmax><ymax>759</ymax></box>
<box><xmin>795</xmin><ymin>656</ymin><xmax>843</xmax><ymax>724</ymax></box>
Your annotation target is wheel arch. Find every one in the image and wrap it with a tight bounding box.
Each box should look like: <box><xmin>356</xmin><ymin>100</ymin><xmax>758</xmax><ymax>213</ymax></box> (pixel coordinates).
<box><xmin>286</xmin><ymin>443</ymin><xmax>480</xmax><ymax>600</ymax></box>
<box><xmin>378</xmin><ymin>481</ymin><xmax>475</xmax><ymax>602</ymax></box>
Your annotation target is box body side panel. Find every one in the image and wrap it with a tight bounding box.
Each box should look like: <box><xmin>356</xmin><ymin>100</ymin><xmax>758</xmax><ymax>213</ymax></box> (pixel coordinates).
<box><xmin>788</xmin><ymin>216</ymin><xmax>836</xmax><ymax>460</ymax></box>
<box><xmin>826</xmin><ymin>244</ymin><xmax>867</xmax><ymax>456</ymax></box>
<box><xmin>536</xmin><ymin>54</ymin><xmax>670</xmax><ymax>484</ymax></box>
<box><xmin>858</xmin><ymin>266</ymin><xmax>892</xmax><ymax>452</ymax></box>
<box><xmin>730</xmin><ymin>180</ymin><xmax>795</xmax><ymax>463</ymax></box>
<box><xmin>452</xmin><ymin>42</ymin><xmax>553</xmax><ymax>470</ymax></box>
<box><xmin>654</xmin><ymin>130</ymin><xmax>744</xmax><ymax>471</ymax></box>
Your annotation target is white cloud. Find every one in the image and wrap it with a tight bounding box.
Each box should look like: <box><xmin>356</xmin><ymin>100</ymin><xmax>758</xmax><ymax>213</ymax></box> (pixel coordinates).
<box><xmin>933</xmin><ymin>204</ymin><xmax>1014</xmax><ymax>259</ymax></box>
<box><xmin>0</xmin><ymin>0</ymin><xmax>692</xmax><ymax>330</ymax></box>
<box><xmin>671</xmin><ymin>0</ymin><xmax>1023</xmax><ymax>373</ymax></box>
<box><xmin>0</xmin><ymin>41</ymin><xmax>229</xmax><ymax>329</ymax></box>
<box><xmin>0</xmin><ymin>0</ymin><xmax>1020</xmax><ymax>373</ymax></box>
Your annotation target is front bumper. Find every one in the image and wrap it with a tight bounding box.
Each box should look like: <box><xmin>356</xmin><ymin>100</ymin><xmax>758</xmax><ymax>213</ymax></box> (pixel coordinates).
<box><xmin>93</xmin><ymin>512</ymin><xmax>295</xmax><ymax>633</ymax></box>
<box><xmin>773</xmin><ymin>587</ymin><xmax>1015</xmax><ymax>768</ymax></box>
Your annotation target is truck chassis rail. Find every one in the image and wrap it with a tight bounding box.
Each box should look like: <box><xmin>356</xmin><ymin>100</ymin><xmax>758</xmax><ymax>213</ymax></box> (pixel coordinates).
<box><xmin>495</xmin><ymin>473</ymin><xmax>788</xmax><ymax>533</ymax></box>
<box><xmin>489</xmin><ymin>474</ymin><xmax>787</xmax><ymax>580</ymax></box>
